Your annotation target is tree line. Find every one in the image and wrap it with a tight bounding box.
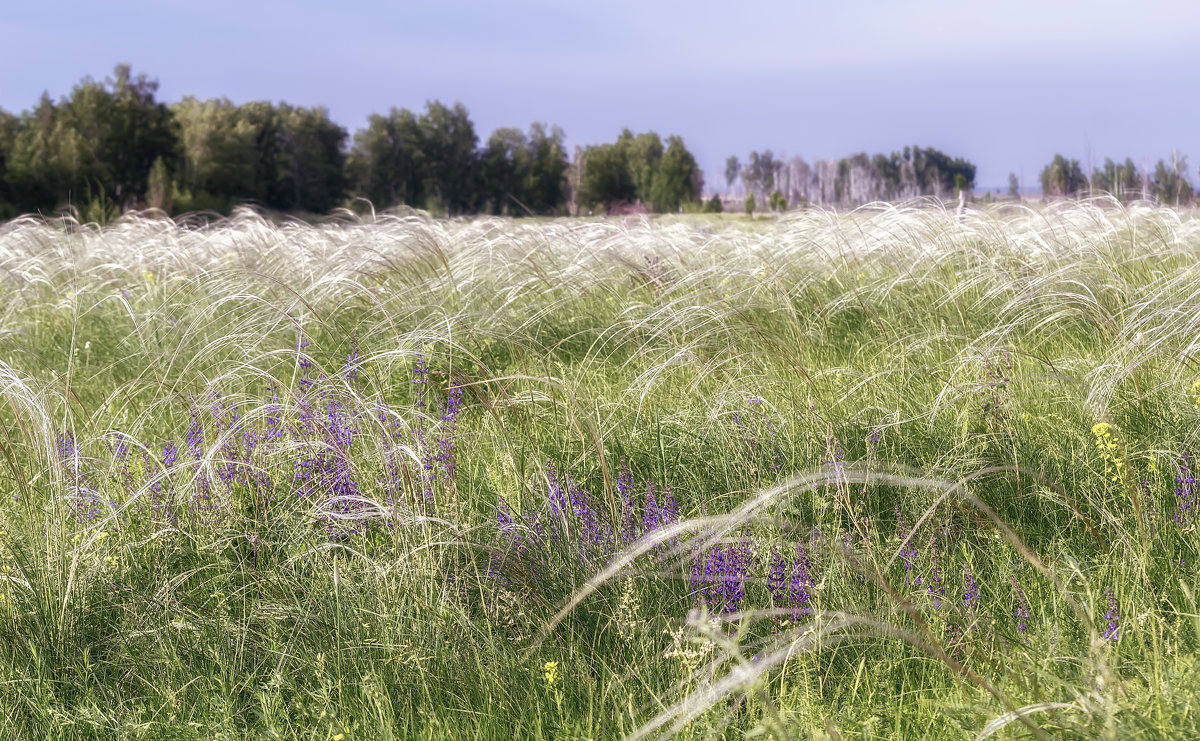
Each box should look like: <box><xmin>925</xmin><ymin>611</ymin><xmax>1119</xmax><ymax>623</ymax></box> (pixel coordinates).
<box><xmin>722</xmin><ymin>146</ymin><xmax>977</xmax><ymax>212</ymax></box>
<box><xmin>2</xmin><ymin>66</ymin><xmax>1195</xmax><ymax>221</ymax></box>
<box><xmin>0</xmin><ymin>65</ymin><xmax>704</xmax><ymax>220</ymax></box>
<box><xmin>1033</xmin><ymin>152</ymin><xmax>1195</xmax><ymax>206</ymax></box>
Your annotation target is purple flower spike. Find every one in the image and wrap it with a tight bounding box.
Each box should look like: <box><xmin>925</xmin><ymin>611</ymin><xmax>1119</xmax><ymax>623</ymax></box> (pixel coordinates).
<box><xmin>1012</xmin><ymin>579</ymin><xmax>1031</xmax><ymax>633</ymax></box>
<box><xmin>1176</xmin><ymin>456</ymin><xmax>1195</xmax><ymax>527</ymax></box>
<box><xmin>963</xmin><ymin>565</ymin><xmax>980</xmax><ymax>613</ymax></box>
<box><xmin>187</xmin><ymin>408</ymin><xmax>205</xmax><ymax>459</ymax></box>
<box><xmin>1101</xmin><ymin>589</ymin><xmax>1119</xmax><ymax>641</ymax></box>
<box><xmin>692</xmin><ymin>539</ymin><xmax>753</xmax><ymax>615</ymax></box>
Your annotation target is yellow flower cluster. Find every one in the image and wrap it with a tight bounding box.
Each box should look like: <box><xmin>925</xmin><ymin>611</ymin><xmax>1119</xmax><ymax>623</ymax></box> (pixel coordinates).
<box><xmin>1191</xmin><ymin>379</ymin><xmax>1200</xmax><ymax>407</ymax></box>
<box><xmin>1092</xmin><ymin>422</ymin><xmax>1125</xmax><ymax>483</ymax></box>
<box><xmin>542</xmin><ymin>660</ymin><xmax>559</xmax><ymax>687</ymax></box>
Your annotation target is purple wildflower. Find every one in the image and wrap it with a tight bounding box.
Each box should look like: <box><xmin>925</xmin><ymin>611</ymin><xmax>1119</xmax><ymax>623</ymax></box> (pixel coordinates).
<box><xmin>436</xmin><ymin>377</ymin><xmax>463</xmax><ymax>479</ymax></box>
<box><xmin>163</xmin><ymin>440</ymin><xmax>178</xmax><ymax>468</ymax></box>
<box><xmin>343</xmin><ymin>339</ymin><xmax>360</xmax><ymax>383</ymax></box>
<box><xmin>768</xmin><ymin>541</ymin><xmax>814</xmax><ymax>619</ymax></box>
<box><xmin>1176</xmin><ymin>456</ymin><xmax>1194</xmax><ymax>527</ymax></box>
<box><xmin>643</xmin><ymin>482</ymin><xmax>661</xmax><ymax>534</ymax></box>
<box><xmin>927</xmin><ymin>563</ymin><xmax>945</xmax><ymax>608</ymax></box>
<box><xmin>1101</xmin><ymin>589</ymin><xmax>1119</xmax><ymax>641</ymax></box>
<box><xmin>896</xmin><ymin>510</ymin><xmax>921</xmax><ymax>587</ymax></box>
<box><xmin>963</xmin><ymin>565</ymin><xmax>980</xmax><ymax>613</ymax></box>
<box><xmin>264</xmin><ymin>386</ymin><xmax>284</xmax><ymax>442</ymax></box>
<box><xmin>297</xmin><ymin>330</ymin><xmax>312</xmax><ymax>370</ymax></box>
<box><xmin>692</xmin><ymin>540</ymin><xmax>753</xmax><ymax>615</ymax></box>
<box><xmin>867</xmin><ymin>425</ymin><xmax>882</xmax><ymax>455</ymax></box>
<box><xmin>187</xmin><ymin>408</ymin><xmax>204</xmax><ymax>459</ymax></box>
<box><xmin>1013</xmin><ymin>579</ymin><xmax>1031</xmax><ymax>633</ymax></box>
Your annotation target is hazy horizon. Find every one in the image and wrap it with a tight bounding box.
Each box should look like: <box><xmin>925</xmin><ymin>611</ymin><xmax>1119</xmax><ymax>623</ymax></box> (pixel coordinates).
<box><xmin>2</xmin><ymin>0</ymin><xmax>1198</xmax><ymax>193</ymax></box>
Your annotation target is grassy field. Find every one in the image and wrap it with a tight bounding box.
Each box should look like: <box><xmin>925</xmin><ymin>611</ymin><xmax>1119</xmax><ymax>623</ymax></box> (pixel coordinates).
<box><xmin>0</xmin><ymin>201</ymin><xmax>1198</xmax><ymax>739</ymax></box>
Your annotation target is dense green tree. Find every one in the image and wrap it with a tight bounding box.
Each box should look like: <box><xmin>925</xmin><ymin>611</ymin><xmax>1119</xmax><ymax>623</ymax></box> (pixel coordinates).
<box><xmin>908</xmin><ymin>146</ymin><xmax>975</xmax><ymax>197</ymax></box>
<box><xmin>578</xmin><ymin>130</ymin><xmax>699</xmax><ymax>214</ymax></box>
<box><xmin>480</xmin><ymin>127</ymin><xmax>528</xmax><ymax>215</ymax></box>
<box><xmin>53</xmin><ymin>64</ymin><xmax>178</xmax><ymax>209</ymax></box>
<box><xmin>619</xmin><ymin>130</ymin><xmax>663</xmax><ymax>203</ymax></box>
<box><xmin>725</xmin><ymin>155</ymin><xmax>740</xmax><ymax>192</ymax></box>
<box><xmin>524</xmin><ymin>123</ymin><xmax>568</xmax><ymax>215</ymax></box>
<box><xmin>4</xmin><ymin>93</ymin><xmax>65</xmax><ymax>212</ymax></box>
<box><xmin>1151</xmin><ymin>153</ymin><xmax>1193</xmax><ymax>206</ymax></box>
<box><xmin>1091</xmin><ymin>157</ymin><xmax>1141</xmax><ymax>201</ymax></box>
<box><xmin>577</xmin><ymin>143</ymin><xmax>635</xmax><ymax>212</ymax></box>
<box><xmin>350</xmin><ymin>108</ymin><xmax>561</xmax><ymax>216</ymax></box>
<box><xmin>743</xmin><ymin>150</ymin><xmax>781</xmax><ymax>201</ymax></box>
<box><xmin>649</xmin><ymin>135</ymin><xmax>702</xmax><ymax>212</ymax></box>
<box><xmin>346</xmin><ymin>107</ymin><xmax>425</xmax><ymax>210</ymax></box>
<box><xmin>173</xmin><ymin>99</ymin><xmax>346</xmax><ymax>213</ymax></box>
<box><xmin>1039</xmin><ymin>154</ymin><xmax>1088</xmax><ymax>197</ymax></box>
<box><xmin>418</xmin><ymin>101</ymin><xmax>479</xmax><ymax>215</ymax></box>
<box><xmin>0</xmin><ymin>109</ymin><xmax>17</xmax><ymax>217</ymax></box>
<box><xmin>3</xmin><ymin>67</ymin><xmax>178</xmax><ymax>214</ymax></box>
<box><xmin>172</xmin><ymin>97</ymin><xmax>260</xmax><ymax>211</ymax></box>
<box><xmin>275</xmin><ymin>104</ymin><xmax>347</xmax><ymax>213</ymax></box>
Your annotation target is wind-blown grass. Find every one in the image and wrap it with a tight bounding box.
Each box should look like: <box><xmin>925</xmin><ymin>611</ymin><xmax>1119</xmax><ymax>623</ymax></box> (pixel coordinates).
<box><xmin>0</xmin><ymin>200</ymin><xmax>1199</xmax><ymax>738</ymax></box>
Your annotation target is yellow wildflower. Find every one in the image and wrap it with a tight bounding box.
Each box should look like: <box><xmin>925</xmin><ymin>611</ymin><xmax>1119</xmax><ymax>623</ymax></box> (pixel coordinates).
<box><xmin>542</xmin><ymin>660</ymin><xmax>559</xmax><ymax>686</ymax></box>
<box><xmin>1092</xmin><ymin>422</ymin><xmax>1126</xmax><ymax>484</ymax></box>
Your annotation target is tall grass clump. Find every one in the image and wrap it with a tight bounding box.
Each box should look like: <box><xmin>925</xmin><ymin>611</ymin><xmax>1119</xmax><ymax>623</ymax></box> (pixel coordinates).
<box><xmin>0</xmin><ymin>199</ymin><xmax>1199</xmax><ymax>738</ymax></box>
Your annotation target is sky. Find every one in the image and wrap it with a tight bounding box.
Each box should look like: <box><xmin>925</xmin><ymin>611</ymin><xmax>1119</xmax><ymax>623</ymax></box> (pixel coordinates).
<box><xmin>2</xmin><ymin>0</ymin><xmax>1198</xmax><ymax>192</ymax></box>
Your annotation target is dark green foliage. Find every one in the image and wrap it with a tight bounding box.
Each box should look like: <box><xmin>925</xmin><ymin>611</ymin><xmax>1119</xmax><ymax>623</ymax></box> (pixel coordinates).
<box><xmin>417</xmin><ymin>101</ymin><xmax>479</xmax><ymax>215</ymax></box>
<box><xmin>479</xmin><ymin>123</ymin><xmax>568</xmax><ymax>216</ymax></box>
<box><xmin>724</xmin><ymin>155</ymin><xmax>740</xmax><ymax>191</ymax></box>
<box><xmin>3</xmin><ymin>94</ymin><xmax>63</xmax><ymax>212</ymax></box>
<box><xmin>0</xmin><ymin>109</ymin><xmax>16</xmax><ymax>218</ymax></box>
<box><xmin>1039</xmin><ymin>154</ymin><xmax>1089</xmax><ymax>198</ymax></box>
<box><xmin>275</xmin><ymin>104</ymin><xmax>348</xmax><ymax>213</ymax></box>
<box><xmin>0</xmin><ymin>68</ymin><xmax>571</xmax><ymax>219</ymax></box>
<box><xmin>172</xmin><ymin>99</ymin><xmax>347</xmax><ymax>214</ymax></box>
<box><xmin>61</xmin><ymin>65</ymin><xmax>179</xmax><ymax>209</ymax></box>
<box><xmin>703</xmin><ymin>194</ymin><xmax>723</xmax><ymax>213</ymax></box>
<box><xmin>739</xmin><ymin>145</ymin><xmax>975</xmax><ymax>208</ymax></box>
<box><xmin>14</xmin><ymin>65</ymin><xmax>178</xmax><ymax>212</ymax></box>
<box><xmin>1151</xmin><ymin>154</ymin><xmax>1194</xmax><ymax>206</ymax></box>
<box><xmin>346</xmin><ymin>107</ymin><xmax>425</xmax><ymax>210</ymax></box>
<box><xmin>649</xmin><ymin>135</ymin><xmax>703</xmax><ymax>213</ymax></box>
<box><xmin>578</xmin><ymin>129</ymin><xmax>701</xmax><ymax>214</ymax></box>
<box><xmin>768</xmin><ymin>190</ymin><xmax>787</xmax><ymax>212</ymax></box>
<box><xmin>172</xmin><ymin>97</ymin><xmax>259</xmax><ymax>212</ymax></box>
<box><xmin>348</xmin><ymin>103</ymin><xmax>566</xmax><ymax>216</ymax></box>
<box><xmin>742</xmin><ymin>150</ymin><xmax>780</xmax><ymax>201</ymax></box>
<box><xmin>525</xmin><ymin>124</ymin><xmax>569</xmax><ymax>215</ymax></box>
<box><xmin>1092</xmin><ymin>157</ymin><xmax>1141</xmax><ymax>201</ymax></box>
<box><xmin>577</xmin><ymin>142</ymin><xmax>637</xmax><ymax>213</ymax></box>
<box><xmin>3</xmin><ymin>66</ymin><xmax>178</xmax><ymax>214</ymax></box>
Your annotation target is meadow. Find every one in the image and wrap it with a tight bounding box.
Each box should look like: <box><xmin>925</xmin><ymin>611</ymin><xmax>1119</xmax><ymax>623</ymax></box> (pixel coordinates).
<box><xmin>0</xmin><ymin>201</ymin><xmax>1198</xmax><ymax>739</ymax></box>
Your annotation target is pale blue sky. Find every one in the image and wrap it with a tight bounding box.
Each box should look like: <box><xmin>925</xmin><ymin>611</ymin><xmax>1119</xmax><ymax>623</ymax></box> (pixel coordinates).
<box><xmin>2</xmin><ymin>0</ymin><xmax>1198</xmax><ymax>191</ymax></box>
